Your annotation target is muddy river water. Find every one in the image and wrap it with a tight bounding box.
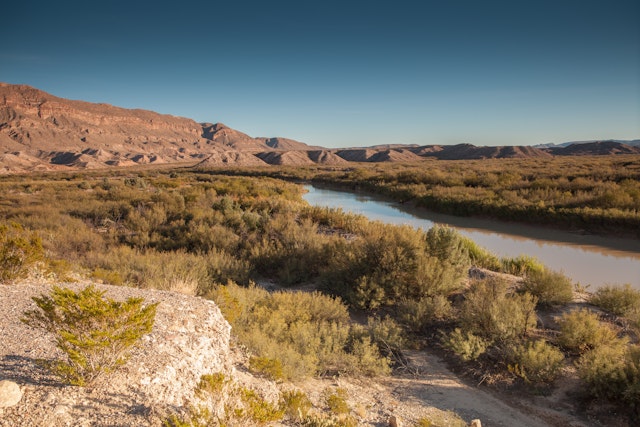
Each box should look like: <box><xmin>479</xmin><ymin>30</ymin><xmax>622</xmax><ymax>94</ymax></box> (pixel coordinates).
<box><xmin>303</xmin><ymin>185</ymin><xmax>640</xmax><ymax>290</ymax></box>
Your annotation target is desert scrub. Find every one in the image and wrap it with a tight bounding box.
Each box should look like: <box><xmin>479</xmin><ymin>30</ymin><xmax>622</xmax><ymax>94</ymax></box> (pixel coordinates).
<box><xmin>459</xmin><ymin>278</ymin><xmax>538</xmax><ymax>345</ymax></box>
<box><xmin>521</xmin><ymin>267</ymin><xmax>573</xmax><ymax>306</ymax></box>
<box><xmin>590</xmin><ymin>284</ymin><xmax>640</xmax><ymax>316</ymax></box>
<box><xmin>508</xmin><ymin>340</ymin><xmax>565</xmax><ymax>386</ymax></box>
<box><xmin>280</xmin><ymin>389</ymin><xmax>313</xmax><ymax>421</ymax></box>
<box><xmin>186</xmin><ymin>372</ymin><xmax>285</xmax><ymax>425</ymax></box>
<box><xmin>0</xmin><ymin>221</ymin><xmax>44</xmax><ymax>283</ymax></box>
<box><xmin>209</xmin><ymin>281</ymin><xmax>391</xmax><ymax>379</ymax></box>
<box><xmin>442</xmin><ymin>328</ymin><xmax>490</xmax><ymax>362</ymax></box>
<box><xmin>577</xmin><ymin>342</ymin><xmax>640</xmax><ymax>404</ymax></box>
<box><xmin>22</xmin><ymin>285</ymin><xmax>158</xmax><ymax>386</ymax></box>
<box><xmin>557</xmin><ymin>308</ymin><xmax>619</xmax><ymax>355</ymax></box>
<box><xmin>249</xmin><ymin>356</ymin><xmax>284</xmax><ymax>381</ymax></box>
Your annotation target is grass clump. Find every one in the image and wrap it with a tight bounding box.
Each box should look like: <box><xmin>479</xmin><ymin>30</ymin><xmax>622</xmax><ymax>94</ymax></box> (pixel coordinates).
<box><xmin>22</xmin><ymin>285</ymin><xmax>157</xmax><ymax>386</ymax></box>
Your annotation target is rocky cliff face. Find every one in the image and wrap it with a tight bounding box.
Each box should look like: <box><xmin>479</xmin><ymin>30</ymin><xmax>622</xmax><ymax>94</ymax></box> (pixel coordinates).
<box><xmin>0</xmin><ymin>84</ymin><xmax>317</xmax><ymax>173</ymax></box>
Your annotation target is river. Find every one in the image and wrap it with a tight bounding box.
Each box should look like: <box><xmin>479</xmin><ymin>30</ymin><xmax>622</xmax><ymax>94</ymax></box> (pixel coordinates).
<box><xmin>302</xmin><ymin>185</ymin><xmax>640</xmax><ymax>290</ymax></box>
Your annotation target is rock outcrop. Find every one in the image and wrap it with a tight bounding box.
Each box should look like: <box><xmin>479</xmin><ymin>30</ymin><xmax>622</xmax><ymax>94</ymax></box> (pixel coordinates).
<box><xmin>0</xmin><ymin>282</ymin><xmax>238</xmax><ymax>426</ymax></box>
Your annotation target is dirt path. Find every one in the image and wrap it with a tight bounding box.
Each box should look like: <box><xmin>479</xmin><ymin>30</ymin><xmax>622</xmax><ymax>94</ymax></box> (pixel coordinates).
<box><xmin>378</xmin><ymin>350</ymin><xmax>592</xmax><ymax>427</ymax></box>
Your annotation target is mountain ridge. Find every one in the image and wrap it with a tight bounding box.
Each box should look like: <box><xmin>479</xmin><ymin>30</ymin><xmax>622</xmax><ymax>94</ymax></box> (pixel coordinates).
<box><xmin>1</xmin><ymin>83</ymin><xmax>638</xmax><ymax>174</ymax></box>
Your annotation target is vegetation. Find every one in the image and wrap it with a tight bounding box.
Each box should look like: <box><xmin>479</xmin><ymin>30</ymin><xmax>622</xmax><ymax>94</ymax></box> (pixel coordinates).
<box><xmin>521</xmin><ymin>267</ymin><xmax>574</xmax><ymax>306</ymax></box>
<box><xmin>590</xmin><ymin>284</ymin><xmax>640</xmax><ymax>316</ymax></box>
<box><xmin>209</xmin><ymin>281</ymin><xmax>391</xmax><ymax>379</ymax></box>
<box><xmin>0</xmin><ymin>221</ymin><xmax>44</xmax><ymax>283</ymax></box>
<box><xmin>222</xmin><ymin>155</ymin><xmax>640</xmax><ymax>237</ymax></box>
<box><xmin>22</xmin><ymin>285</ymin><xmax>157</xmax><ymax>386</ymax></box>
<box><xmin>2</xmin><ymin>165</ymin><xmax>639</xmax><ymax>419</ymax></box>
<box><xmin>508</xmin><ymin>340</ymin><xmax>565</xmax><ymax>386</ymax></box>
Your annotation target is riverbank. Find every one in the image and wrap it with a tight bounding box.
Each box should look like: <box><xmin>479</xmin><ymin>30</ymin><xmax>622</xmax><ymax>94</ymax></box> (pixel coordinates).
<box><xmin>303</xmin><ymin>184</ymin><xmax>640</xmax><ymax>289</ymax></box>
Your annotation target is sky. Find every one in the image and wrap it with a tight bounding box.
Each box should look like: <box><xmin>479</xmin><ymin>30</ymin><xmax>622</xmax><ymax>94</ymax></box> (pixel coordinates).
<box><xmin>1</xmin><ymin>0</ymin><xmax>639</xmax><ymax>148</ymax></box>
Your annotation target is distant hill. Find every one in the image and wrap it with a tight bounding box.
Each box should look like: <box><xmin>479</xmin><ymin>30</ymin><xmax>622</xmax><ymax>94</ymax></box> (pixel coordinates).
<box><xmin>535</xmin><ymin>139</ymin><xmax>640</xmax><ymax>149</ymax></box>
<box><xmin>544</xmin><ymin>140</ymin><xmax>640</xmax><ymax>156</ymax></box>
<box><xmin>1</xmin><ymin>82</ymin><xmax>638</xmax><ymax>174</ymax></box>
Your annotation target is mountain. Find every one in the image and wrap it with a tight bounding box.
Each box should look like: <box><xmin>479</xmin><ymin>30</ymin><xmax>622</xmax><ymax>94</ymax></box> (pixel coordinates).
<box><xmin>413</xmin><ymin>144</ymin><xmax>552</xmax><ymax>160</ymax></box>
<box><xmin>545</xmin><ymin>140</ymin><xmax>640</xmax><ymax>156</ymax></box>
<box><xmin>535</xmin><ymin>139</ymin><xmax>640</xmax><ymax>149</ymax></box>
<box><xmin>1</xmin><ymin>82</ymin><xmax>638</xmax><ymax>174</ymax></box>
<box><xmin>0</xmin><ymin>83</ymin><xmax>315</xmax><ymax>173</ymax></box>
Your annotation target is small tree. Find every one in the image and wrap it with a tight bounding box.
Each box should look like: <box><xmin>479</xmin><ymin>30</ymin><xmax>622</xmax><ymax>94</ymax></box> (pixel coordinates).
<box><xmin>23</xmin><ymin>285</ymin><xmax>158</xmax><ymax>386</ymax></box>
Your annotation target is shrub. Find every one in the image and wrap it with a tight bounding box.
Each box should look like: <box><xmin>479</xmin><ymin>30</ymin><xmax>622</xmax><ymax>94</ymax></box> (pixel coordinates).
<box><xmin>208</xmin><ymin>282</ymin><xmax>390</xmax><ymax>379</ymax></box>
<box><xmin>557</xmin><ymin>308</ymin><xmax>619</xmax><ymax>355</ymax></box>
<box><xmin>500</xmin><ymin>255</ymin><xmax>544</xmax><ymax>276</ymax></box>
<box><xmin>398</xmin><ymin>295</ymin><xmax>453</xmax><ymax>333</ymax></box>
<box><xmin>508</xmin><ymin>340</ymin><xmax>565</xmax><ymax>385</ymax></box>
<box><xmin>521</xmin><ymin>268</ymin><xmax>573</xmax><ymax>306</ymax></box>
<box><xmin>324</xmin><ymin>388</ymin><xmax>350</xmax><ymax>415</ymax></box>
<box><xmin>577</xmin><ymin>340</ymin><xmax>635</xmax><ymax>401</ymax></box>
<box><xmin>280</xmin><ymin>390</ymin><xmax>313</xmax><ymax>421</ymax></box>
<box><xmin>459</xmin><ymin>278</ymin><xmax>538</xmax><ymax>344</ymax></box>
<box><xmin>22</xmin><ymin>285</ymin><xmax>158</xmax><ymax>386</ymax></box>
<box><xmin>196</xmin><ymin>372</ymin><xmax>228</xmax><ymax>397</ymax></box>
<box><xmin>249</xmin><ymin>356</ymin><xmax>284</xmax><ymax>381</ymax></box>
<box><xmin>590</xmin><ymin>284</ymin><xmax>640</xmax><ymax>316</ymax></box>
<box><xmin>442</xmin><ymin>328</ymin><xmax>490</xmax><ymax>362</ymax></box>
<box><xmin>0</xmin><ymin>222</ymin><xmax>45</xmax><ymax>283</ymax></box>
<box><xmin>460</xmin><ymin>236</ymin><xmax>501</xmax><ymax>271</ymax></box>
<box><xmin>239</xmin><ymin>387</ymin><xmax>286</xmax><ymax>423</ymax></box>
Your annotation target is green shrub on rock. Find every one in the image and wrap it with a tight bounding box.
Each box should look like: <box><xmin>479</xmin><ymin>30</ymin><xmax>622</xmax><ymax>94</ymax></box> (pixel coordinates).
<box><xmin>22</xmin><ymin>285</ymin><xmax>158</xmax><ymax>386</ymax></box>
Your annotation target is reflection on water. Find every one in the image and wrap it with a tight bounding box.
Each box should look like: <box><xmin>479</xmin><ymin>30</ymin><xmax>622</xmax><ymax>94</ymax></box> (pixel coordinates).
<box><xmin>303</xmin><ymin>185</ymin><xmax>640</xmax><ymax>290</ymax></box>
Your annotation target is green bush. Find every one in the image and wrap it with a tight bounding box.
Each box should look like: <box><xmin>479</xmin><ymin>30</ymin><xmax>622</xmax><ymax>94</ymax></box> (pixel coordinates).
<box><xmin>590</xmin><ymin>284</ymin><xmax>640</xmax><ymax>316</ymax></box>
<box><xmin>22</xmin><ymin>285</ymin><xmax>158</xmax><ymax>386</ymax></box>
<box><xmin>521</xmin><ymin>268</ymin><xmax>573</xmax><ymax>306</ymax></box>
<box><xmin>508</xmin><ymin>340</ymin><xmax>565</xmax><ymax>385</ymax></box>
<box><xmin>398</xmin><ymin>295</ymin><xmax>453</xmax><ymax>333</ymax></box>
<box><xmin>500</xmin><ymin>255</ymin><xmax>545</xmax><ymax>276</ymax></box>
<box><xmin>208</xmin><ymin>282</ymin><xmax>391</xmax><ymax>379</ymax></box>
<box><xmin>557</xmin><ymin>308</ymin><xmax>618</xmax><ymax>355</ymax></box>
<box><xmin>577</xmin><ymin>340</ymin><xmax>636</xmax><ymax>401</ymax></box>
<box><xmin>442</xmin><ymin>328</ymin><xmax>489</xmax><ymax>362</ymax></box>
<box><xmin>0</xmin><ymin>222</ymin><xmax>44</xmax><ymax>283</ymax></box>
<box><xmin>280</xmin><ymin>390</ymin><xmax>313</xmax><ymax>421</ymax></box>
<box><xmin>460</xmin><ymin>236</ymin><xmax>501</xmax><ymax>271</ymax></box>
<box><xmin>324</xmin><ymin>388</ymin><xmax>350</xmax><ymax>415</ymax></box>
<box><xmin>459</xmin><ymin>278</ymin><xmax>538</xmax><ymax>345</ymax></box>
<box><xmin>249</xmin><ymin>356</ymin><xmax>284</xmax><ymax>381</ymax></box>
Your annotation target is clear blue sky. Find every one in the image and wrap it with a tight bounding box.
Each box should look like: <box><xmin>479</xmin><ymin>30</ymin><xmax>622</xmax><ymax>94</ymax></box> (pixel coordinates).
<box><xmin>2</xmin><ymin>0</ymin><xmax>638</xmax><ymax>148</ymax></box>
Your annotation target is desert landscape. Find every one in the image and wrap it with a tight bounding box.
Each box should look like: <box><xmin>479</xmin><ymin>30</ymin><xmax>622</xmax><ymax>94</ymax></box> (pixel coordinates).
<box><xmin>1</xmin><ymin>1</ymin><xmax>638</xmax><ymax>425</ymax></box>
<box><xmin>0</xmin><ymin>93</ymin><xmax>639</xmax><ymax>424</ymax></box>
